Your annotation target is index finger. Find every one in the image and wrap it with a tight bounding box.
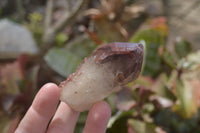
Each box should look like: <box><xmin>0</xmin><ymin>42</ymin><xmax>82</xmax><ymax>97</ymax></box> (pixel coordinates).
<box><xmin>15</xmin><ymin>83</ymin><xmax>60</xmax><ymax>133</ymax></box>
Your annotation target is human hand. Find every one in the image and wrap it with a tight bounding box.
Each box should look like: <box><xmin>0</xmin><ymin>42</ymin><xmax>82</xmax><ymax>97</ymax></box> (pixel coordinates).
<box><xmin>15</xmin><ymin>83</ymin><xmax>111</xmax><ymax>133</ymax></box>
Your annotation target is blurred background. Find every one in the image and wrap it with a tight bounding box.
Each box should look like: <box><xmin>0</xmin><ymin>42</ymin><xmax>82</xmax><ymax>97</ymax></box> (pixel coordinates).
<box><xmin>0</xmin><ymin>0</ymin><xmax>200</xmax><ymax>133</ymax></box>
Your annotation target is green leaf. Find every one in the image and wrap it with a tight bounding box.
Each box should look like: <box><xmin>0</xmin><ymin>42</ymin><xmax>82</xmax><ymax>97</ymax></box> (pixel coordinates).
<box><xmin>175</xmin><ymin>37</ymin><xmax>192</xmax><ymax>59</ymax></box>
<box><xmin>129</xmin><ymin>29</ymin><xmax>165</xmax><ymax>77</ymax></box>
<box><xmin>44</xmin><ymin>48</ymin><xmax>81</xmax><ymax>77</ymax></box>
<box><xmin>24</xmin><ymin>12</ymin><xmax>43</xmax><ymax>44</ymax></box>
<box><xmin>178</xmin><ymin>50</ymin><xmax>200</xmax><ymax>70</ymax></box>
<box><xmin>161</xmin><ymin>49</ymin><xmax>177</xmax><ymax>69</ymax></box>
<box><xmin>153</xmin><ymin>73</ymin><xmax>176</xmax><ymax>102</ymax></box>
<box><xmin>107</xmin><ymin>111</ymin><xmax>133</xmax><ymax>133</ymax></box>
<box><xmin>172</xmin><ymin>70</ymin><xmax>198</xmax><ymax>118</ymax></box>
<box><xmin>154</xmin><ymin>108</ymin><xmax>200</xmax><ymax>133</ymax></box>
<box><xmin>106</xmin><ymin>93</ymin><xmax>118</xmax><ymax>114</ymax></box>
<box><xmin>44</xmin><ymin>35</ymin><xmax>97</xmax><ymax>77</ymax></box>
<box><xmin>55</xmin><ymin>33</ymin><xmax>68</xmax><ymax>47</ymax></box>
<box><xmin>173</xmin><ymin>50</ymin><xmax>200</xmax><ymax>118</ymax></box>
<box><xmin>127</xmin><ymin>119</ymin><xmax>156</xmax><ymax>133</ymax></box>
<box><xmin>66</xmin><ymin>35</ymin><xmax>97</xmax><ymax>58</ymax></box>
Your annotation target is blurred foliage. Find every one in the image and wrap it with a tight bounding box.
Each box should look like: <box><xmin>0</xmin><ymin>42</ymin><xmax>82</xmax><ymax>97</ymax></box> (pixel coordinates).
<box><xmin>44</xmin><ymin>35</ymin><xmax>97</xmax><ymax>77</ymax></box>
<box><xmin>1</xmin><ymin>0</ymin><xmax>200</xmax><ymax>133</ymax></box>
<box><xmin>44</xmin><ymin>47</ymin><xmax>82</xmax><ymax>77</ymax></box>
<box><xmin>129</xmin><ymin>17</ymin><xmax>168</xmax><ymax>77</ymax></box>
<box><xmin>128</xmin><ymin>119</ymin><xmax>156</xmax><ymax>133</ymax></box>
<box><xmin>153</xmin><ymin>108</ymin><xmax>200</xmax><ymax>133</ymax></box>
<box><xmin>0</xmin><ymin>55</ymin><xmax>39</xmax><ymax>132</ymax></box>
<box><xmin>130</xmin><ymin>29</ymin><xmax>164</xmax><ymax>77</ymax></box>
<box><xmin>24</xmin><ymin>12</ymin><xmax>43</xmax><ymax>44</ymax></box>
<box><xmin>55</xmin><ymin>33</ymin><xmax>69</xmax><ymax>47</ymax></box>
<box><xmin>175</xmin><ymin>37</ymin><xmax>193</xmax><ymax>59</ymax></box>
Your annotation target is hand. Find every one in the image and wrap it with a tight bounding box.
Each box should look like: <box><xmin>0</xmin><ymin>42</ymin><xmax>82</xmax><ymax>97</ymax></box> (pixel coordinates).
<box><xmin>15</xmin><ymin>83</ymin><xmax>111</xmax><ymax>133</ymax></box>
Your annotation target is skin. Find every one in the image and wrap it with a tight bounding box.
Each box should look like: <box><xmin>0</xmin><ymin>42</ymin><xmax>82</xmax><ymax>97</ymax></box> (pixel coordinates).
<box><xmin>15</xmin><ymin>83</ymin><xmax>111</xmax><ymax>133</ymax></box>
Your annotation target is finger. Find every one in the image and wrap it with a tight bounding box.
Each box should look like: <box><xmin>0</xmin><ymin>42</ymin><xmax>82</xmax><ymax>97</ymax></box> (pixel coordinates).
<box><xmin>47</xmin><ymin>102</ymin><xmax>79</xmax><ymax>133</ymax></box>
<box><xmin>83</xmin><ymin>101</ymin><xmax>111</xmax><ymax>133</ymax></box>
<box><xmin>15</xmin><ymin>83</ymin><xmax>60</xmax><ymax>133</ymax></box>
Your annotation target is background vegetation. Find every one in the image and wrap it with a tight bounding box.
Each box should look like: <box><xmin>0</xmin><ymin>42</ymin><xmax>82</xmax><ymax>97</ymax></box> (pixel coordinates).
<box><xmin>0</xmin><ymin>0</ymin><xmax>200</xmax><ymax>133</ymax></box>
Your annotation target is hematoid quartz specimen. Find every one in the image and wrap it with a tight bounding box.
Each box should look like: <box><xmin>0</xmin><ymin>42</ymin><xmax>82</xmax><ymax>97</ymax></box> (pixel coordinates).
<box><xmin>60</xmin><ymin>42</ymin><xmax>143</xmax><ymax>112</ymax></box>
